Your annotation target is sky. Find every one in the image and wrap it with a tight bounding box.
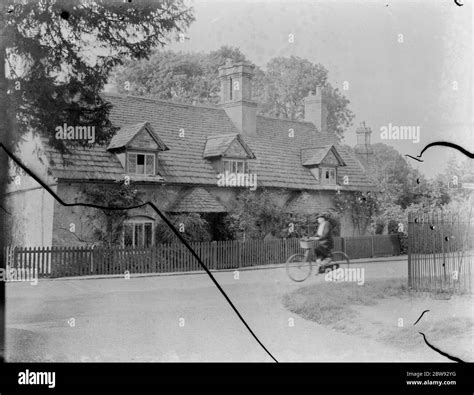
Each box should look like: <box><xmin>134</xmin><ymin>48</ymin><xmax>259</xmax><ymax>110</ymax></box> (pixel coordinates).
<box><xmin>108</xmin><ymin>0</ymin><xmax>473</xmax><ymax>179</ymax></box>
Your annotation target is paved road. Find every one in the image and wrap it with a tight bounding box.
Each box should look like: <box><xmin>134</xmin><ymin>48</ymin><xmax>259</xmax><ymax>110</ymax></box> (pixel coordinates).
<box><xmin>5</xmin><ymin>260</ymin><xmax>446</xmax><ymax>362</ymax></box>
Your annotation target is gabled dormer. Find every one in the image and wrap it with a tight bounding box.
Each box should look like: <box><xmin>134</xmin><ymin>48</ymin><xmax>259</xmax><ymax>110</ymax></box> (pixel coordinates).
<box><xmin>301</xmin><ymin>145</ymin><xmax>346</xmax><ymax>185</ymax></box>
<box><xmin>107</xmin><ymin>122</ymin><xmax>168</xmax><ymax>178</ymax></box>
<box><xmin>203</xmin><ymin>133</ymin><xmax>256</xmax><ymax>175</ymax></box>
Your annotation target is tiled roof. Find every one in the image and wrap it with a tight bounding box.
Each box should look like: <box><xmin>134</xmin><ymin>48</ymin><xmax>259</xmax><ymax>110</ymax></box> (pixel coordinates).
<box><xmin>301</xmin><ymin>145</ymin><xmax>346</xmax><ymax>167</ymax></box>
<box><xmin>43</xmin><ymin>93</ymin><xmax>374</xmax><ymax>190</ymax></box>
<box><xmin>169</xmin><ymin>187</ymin><xmax>227</xmax><ymax>213</ymax></box>
<box><xmin>203</xmin><ymin>134</ymin><xmax>256</xmax><ymax>159</ymax></box>
<box><xmin>107</xmin><ymin>121</ymin><xmax>168</xmax><ymax>151</ymax></box>
<box><xmin>45</xmin><ymin>143</ymin><xmax>125</xmax><ymax>181</ymax></box>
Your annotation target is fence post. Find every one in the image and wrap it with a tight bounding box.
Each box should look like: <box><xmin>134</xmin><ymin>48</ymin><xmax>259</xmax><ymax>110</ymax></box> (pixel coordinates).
<box><xmin>371</xmin><ymin>236</ymin><xmax>374</xmax><ymax>258</ymax></box>
<box><xmin>238</xmin><ymin>241</ymin><xmax>242</xmax><ymax>268</ymax></box>
<box><xmin>212</xmin><ymin>241</ymin><xmax>217</xmax><ymax>270</ymax></box>
<box><xmin>407</xmin><ymin>212</ymin><xmax>412</xmax><ymax>288</ymax></box>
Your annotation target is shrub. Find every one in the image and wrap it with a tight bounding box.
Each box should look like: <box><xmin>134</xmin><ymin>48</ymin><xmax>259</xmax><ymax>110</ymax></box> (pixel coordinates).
<box><xmin>398</xmin><ymin>232</ymin><xmax>408</xmax><ymax>255</ymax></box>
<box><xmin>285</xmin><ymin>212</ymin><xmax>341</xmax><ymax>238</ymax></box>
<box><xmin>155</xmin><ymin>213</ymin><xmax>212</xmax><ymax>243</ymax></box>
<box><xmin>388</xmin><ymin>219</ymin><xmax>402</xmax><ymax>234</ymax></box>
<box><xmin>375</xmin><ymin>218</ymin><xmax>385</xmax><ymax>235</ymax></box>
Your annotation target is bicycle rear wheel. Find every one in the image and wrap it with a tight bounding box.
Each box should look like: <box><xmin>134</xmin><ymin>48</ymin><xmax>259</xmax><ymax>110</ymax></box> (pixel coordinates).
<box><xmin>286</xmin><ymin>253</ymin><xmax>312</xmax><ymax>282</ymax></box>
<box><xmin>329</xmin><ymin>251</ymin><xmax>350</xmax><ymax>270</ymax></box>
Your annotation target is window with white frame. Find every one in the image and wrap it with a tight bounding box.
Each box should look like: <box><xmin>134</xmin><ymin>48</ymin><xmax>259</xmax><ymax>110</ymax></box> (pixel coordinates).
<box><xmin>223</xmin><ymin>159</ymin><xmax>249</xmax><ymax>174</ymax></box>
<box><xmin>127</xmin><ymin>152</ymin><xmax>155</xmax><ymax>175</ymax></box>
<box><xmin>123</xmin><ymin>219</ymin><xmax>154</xmax><ymax>247</ymax></box>
<box><xmin>320</xmin><ymin>167</ymin><xmax>336</xmax><ymax>185</ymax></box>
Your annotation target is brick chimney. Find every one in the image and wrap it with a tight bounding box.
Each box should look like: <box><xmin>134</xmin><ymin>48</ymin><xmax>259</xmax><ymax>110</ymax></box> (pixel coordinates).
<box><xmin>354</xmin><ymin>121</ymin><xmax>373</xmax><ymax>166</ymax></box>
<box><xmin>218</xmin><ymin>59</ymin><xmax>257</xmax><ymax>136</ymax></box>
<box><xmin>304</xmin><ymin>87</ymin><xmax>328</xmax><ymax>133</ymax></box>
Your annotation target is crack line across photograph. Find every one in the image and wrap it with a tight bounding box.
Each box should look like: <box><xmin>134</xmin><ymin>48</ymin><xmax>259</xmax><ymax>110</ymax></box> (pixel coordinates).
<box><xmin>0</xmin><ymin>142</ymin><xmax>278</xmax><ymax>363</ymax></box>
<box><xmin>406</xmin><ymin>141</ymin><xmax>474</xmax><ymax>162</ymax></box>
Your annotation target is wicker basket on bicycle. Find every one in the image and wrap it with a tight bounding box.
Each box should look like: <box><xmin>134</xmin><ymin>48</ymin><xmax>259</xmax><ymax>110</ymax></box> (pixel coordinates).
<box><xmin>299</xmin><ymin>238</ymin><xmax>318</xmax><ymax>249</ymax></box>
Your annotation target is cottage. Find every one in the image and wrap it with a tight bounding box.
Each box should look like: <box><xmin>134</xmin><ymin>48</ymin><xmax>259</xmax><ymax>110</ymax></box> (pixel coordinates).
<box><xmin>5</xmin><ymin>59</ymin><xmax>374</xmax><ymax>247</ymax></box>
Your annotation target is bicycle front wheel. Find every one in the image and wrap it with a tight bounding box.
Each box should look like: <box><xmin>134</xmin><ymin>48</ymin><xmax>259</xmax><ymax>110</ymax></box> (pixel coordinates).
<box><xmin>286</xmin><ymin>253</ymin><xmax>312</xmax><ymax>282</ymax></box>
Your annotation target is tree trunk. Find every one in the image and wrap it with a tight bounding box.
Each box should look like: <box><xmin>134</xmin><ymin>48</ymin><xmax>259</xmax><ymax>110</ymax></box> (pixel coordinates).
<box><xmin>0</xmin><ymin>4</ymin><xmax>9</xmax><ymax>362</ymax></box>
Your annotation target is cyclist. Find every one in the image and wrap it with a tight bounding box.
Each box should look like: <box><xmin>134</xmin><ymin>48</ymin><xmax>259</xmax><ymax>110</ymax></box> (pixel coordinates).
<box><xmin>313</xmin><ymin>213</ymin><xmax>334</xmax><ymax>267</ymax></box>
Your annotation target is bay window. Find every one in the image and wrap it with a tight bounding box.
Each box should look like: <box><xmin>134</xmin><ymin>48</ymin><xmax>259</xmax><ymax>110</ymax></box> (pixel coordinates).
<box><xmin>123</xmin><ymin>220</ymin><xmax>154</xmax><ymax>247</ymax></box>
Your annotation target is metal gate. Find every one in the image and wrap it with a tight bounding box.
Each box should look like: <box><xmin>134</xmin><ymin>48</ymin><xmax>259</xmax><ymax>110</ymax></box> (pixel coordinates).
<box><xmin>408</xmin><ymin>210</ymin><xmax>474</xmax><ymax>293</ymax></box>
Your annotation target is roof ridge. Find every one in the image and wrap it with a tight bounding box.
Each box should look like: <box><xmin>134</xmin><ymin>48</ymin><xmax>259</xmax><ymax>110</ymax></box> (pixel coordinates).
<box><xmin>101</xmin><ymin>92</ymin><xmax>224</xmax><ymax>111</ymax></box>
<box><xmin>301</xmin><ymin>145</ymin><xmax>333</xmax><ymax>150</ymax></box>
<box><xmin>206</xmin><ymin>133</ymin><xmax>238</xmax><ymax>139</ymax></box>
<box><xmin>256</xmin><ymin>114</ymin><xmax>317</xmax><ymax>127</ymax></box>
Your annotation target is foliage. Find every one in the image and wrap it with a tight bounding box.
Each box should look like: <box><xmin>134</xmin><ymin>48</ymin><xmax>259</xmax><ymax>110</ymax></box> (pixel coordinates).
<box><xmin>81</xmin><ymin>181</ymin><xmax>142</xmax><ymax>247</ymax></box>
<box><xmin>113</xmin><ymin>51</ymin><xmax>354</xmax><ymax>140</ymax></box>
<box><xmin>334</xmin><ymin>191</ymin><xmax>379</xmax><ymax>235</ymax></box>
<box><xmin>345</xmin><ymin>142</ymin><xmax>456</xmax><ymax>212</ymax></box>
<box><xmin>225</xmin><ymin>189</ymin><xmax>343</xmax><ymax>240</ymax></box>
<box><xmin>387</xmin><ymin>219</ymin><xmax>399</xmax><ymax>235</ymax></box>
<box><xmin>398</xmin><ymin>232</ymin><xmax>408</xmax><ymax>255</ymax></box>
<box><xmin>2</xmin><ymin>0</ymin><xmax>194</xmax><ymax>152</ymax></box>
<box><xmin>375</xmin><ymin>218</ymin><xmax>385</xmax><ymax>235</ymax></box>
<box><xmin>225</xmin><ymin>189</ymin><xmax>287</xmax><ymax>240</ymax></box>
<box><xmin>286</xmin><ymin>212</ymin><xmax>341</xmax><ymax>238</ymax></box>
<box><xmin>202</xmin><ymin>213</ymin><xmax>234</xmax><ymax>241</ymax></box>
<box><xmin>435</xmin><ymin>156</ymin><xmax>474</xmax><ymax>206</ymax></box>
<box><xmin>113</xmin><ymin>46</ymin><xmax>254</xmax><ymax>105</ymax></box>
<box><xmin>155</xmin><ymin>213</ymin><xmax>212</xmax><ymax>244</ymax></box>
<box><xmin>255</xmin><ymin>56</ymin><xmax>354</xmax><ymax>139</ymax></box>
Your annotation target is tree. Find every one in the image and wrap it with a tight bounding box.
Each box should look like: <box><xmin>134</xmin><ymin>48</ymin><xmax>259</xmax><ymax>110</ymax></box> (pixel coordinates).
<box><xmin>113</xmin><ymin>52</ymin><xmax>354</xmax><ymax>140</ymax></box>
<box><xmin>2</xmin><ymin>0</ymin><xmax>194</xmax><ymax>152</ymax></box>
<box><xmin>255</xmin><ymin>56</ymin><xmax>353</xmax><ymax>139</ymax></box>
<box><xmin>436</xmin><ymin>155</ymin><xmax>474</xmax><ymax>205</ymax></box>
<box><xmin>354</xmin><ymin>143</ymin><xmax>439</xmax><ymax>209</ymax></box>
<box><xmin>225</xmin><ymin>189</ymin><xmax>286</xmax><ymax>240</ymax></box>
<box><xmin>113</xmin><ymin>45</ymin><xmax>258</xmax><ymax>105</ymax></box>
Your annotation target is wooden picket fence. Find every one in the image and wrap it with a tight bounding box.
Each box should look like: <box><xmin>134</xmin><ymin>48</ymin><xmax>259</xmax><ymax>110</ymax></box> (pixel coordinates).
<box><xmin>4</xmin><ymin>234</ymin><xmax>400</xmax><ymax>279</ymax></box>
<box><xmin>408</xmin><ymin>211</ymin><xmax>474</xmax><ymax>293</ymax></box>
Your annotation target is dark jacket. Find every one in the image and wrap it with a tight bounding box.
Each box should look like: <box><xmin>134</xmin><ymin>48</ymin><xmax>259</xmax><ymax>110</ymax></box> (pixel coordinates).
<box><xmin>317</xmin><ymin>222</ymin><xmax>334</xmax><ymax>250</ymax></box>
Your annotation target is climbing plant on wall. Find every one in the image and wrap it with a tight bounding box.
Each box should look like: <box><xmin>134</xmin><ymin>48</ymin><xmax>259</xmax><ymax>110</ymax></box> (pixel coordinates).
<box><xmin>334</xmin><ymin>191</ymin><xmax>379</xmax><ymax>235</ymax></box>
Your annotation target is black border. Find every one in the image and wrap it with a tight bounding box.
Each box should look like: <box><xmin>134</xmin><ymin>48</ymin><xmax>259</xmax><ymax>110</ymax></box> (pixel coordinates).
<box><xmin>0</xmin><ymin>362</ymin><xmax>473</xmax><ymax>394</ymax></box>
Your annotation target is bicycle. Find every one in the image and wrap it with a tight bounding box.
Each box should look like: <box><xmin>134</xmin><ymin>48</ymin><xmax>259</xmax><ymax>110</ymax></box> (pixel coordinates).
<box><xmin>286</xmin><ymin>237</ymin><xmax>350</xmax><ymax>282</ymax></box>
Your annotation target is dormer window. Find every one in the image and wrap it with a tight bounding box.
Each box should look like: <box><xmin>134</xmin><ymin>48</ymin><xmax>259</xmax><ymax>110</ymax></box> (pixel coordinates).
<box><xmin>127</xmin><ymin>152</ymin><xmax>155</xmax><ymax>175</ymax></box>
<box><xmin>107</xmin><ymin>121</ymin><xmax>169</xmax><ymax>178</ymax></box>
<box><xmin>203</xmin><ymin>133</ymin><xmax>257</xmax><ymax>177</ymax></box>
<box><xmin>223</xmin><ymin>159</ymin><xmax>249</xmax><ymax>175</ymax></box>
<box><xmin>321</xmin><ymin>167</ymin><xmax>336</xmax><ymax>185</ymax></box>
<box><xmin>301</xmin><ymin>145</ymin><xmax>346</xmax><ymax>186</ymax></box>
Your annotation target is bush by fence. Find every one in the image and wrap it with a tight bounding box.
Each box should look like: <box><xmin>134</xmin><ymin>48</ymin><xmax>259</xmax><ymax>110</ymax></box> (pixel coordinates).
<box><xmin>5</xmin><ymin>234</ymin><xmax>401</xmax><ymax>279</ymax></box>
